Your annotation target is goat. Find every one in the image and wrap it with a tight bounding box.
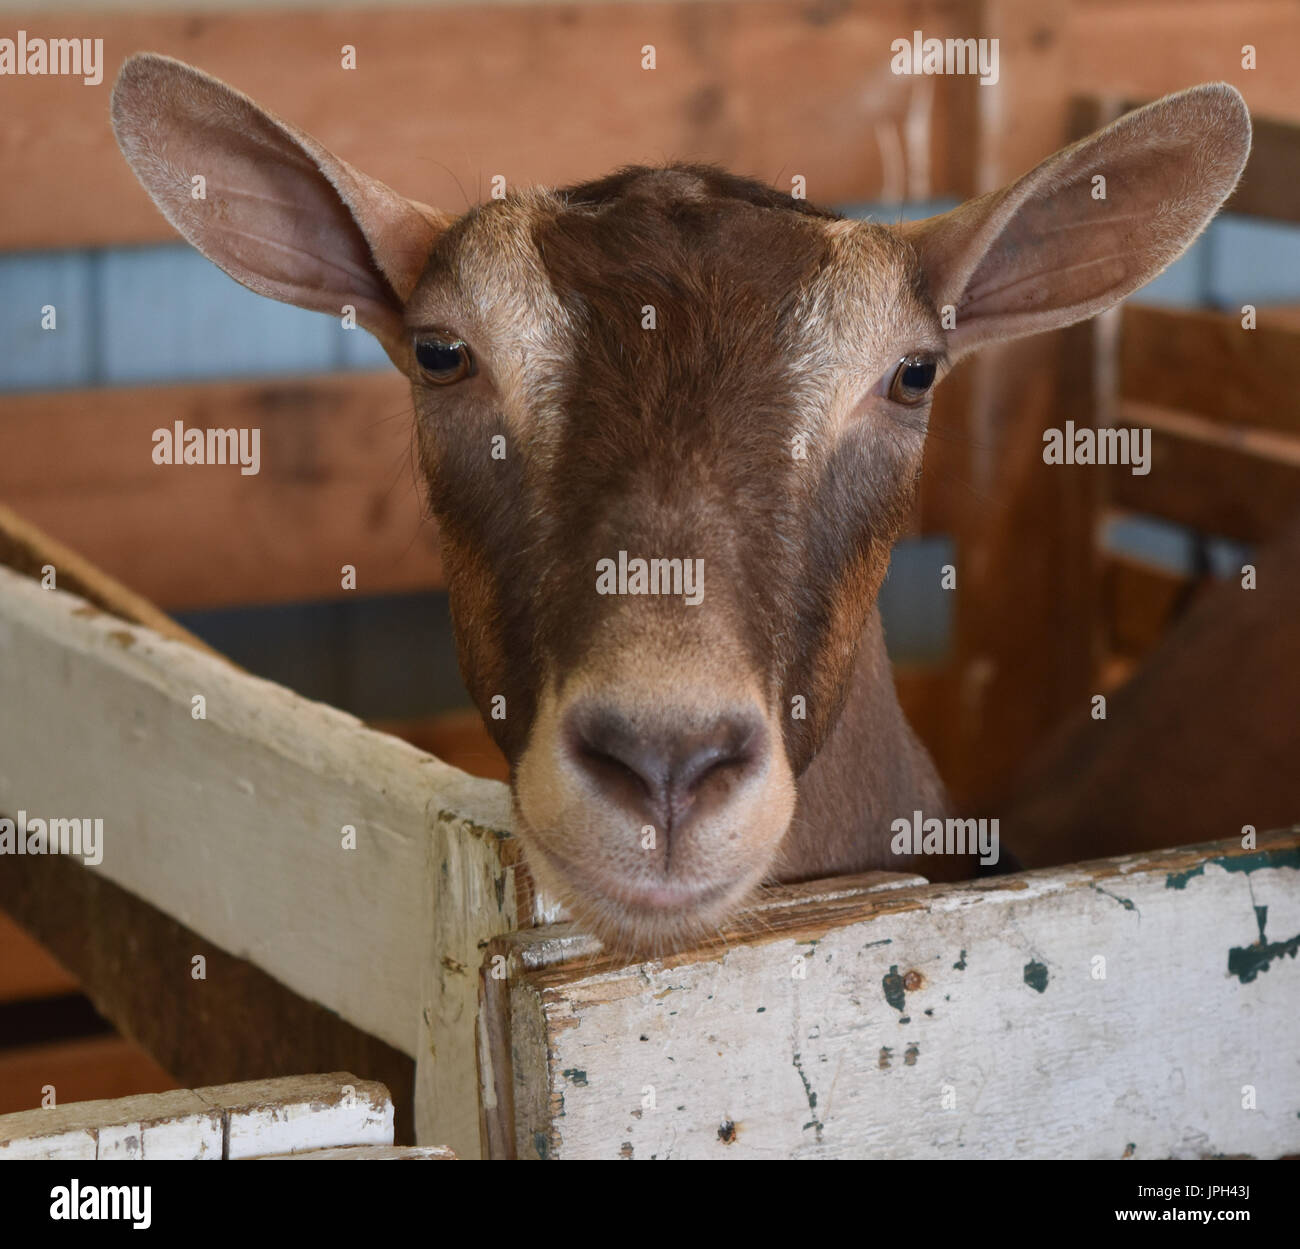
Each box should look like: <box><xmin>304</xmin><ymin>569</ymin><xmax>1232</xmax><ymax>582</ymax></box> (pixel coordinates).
<box><xmin>111</xmin><ymin>55</ymin><xmax>1251</xmax><ymax>954</ymax></box>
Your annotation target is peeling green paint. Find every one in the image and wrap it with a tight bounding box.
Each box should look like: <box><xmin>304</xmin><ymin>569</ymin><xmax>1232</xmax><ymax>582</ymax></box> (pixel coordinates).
<box><xmin>533</xmin><ymin>1132</ymin><xmax>550</xmax><ymax>1160</ymax></box>
<box><xmin>1228</xmin><ymin>932</ymin><xmax>1300</xmax><ymax>984</ymax></box>
<box><xmin>1166</xmin><ymin>845</ymin><xmax>1300</xmax><ymax>890</ymax></box>
<box><xmin>563</xmin><ymin>1068</ymin><xmax>588</xmax><ymax>1087</ymax></box>
<box><xmin>1024</xmin><ymin>961</ymin><xmax>1049</xmax><ymax>993</ymax></box>
<box><xmin>863</xmin><ymin>938</ymin><xmax>893</xmax><ymax>949</ymax></box>
<box><xmin>904</xmin><ymin>1044</ymin><xmax>920</xmax><ymax>1066</ymax></box>
<box><xmin>883</xmin><ymin>964</ymin><xmax>906</xmax><ymax>1012</ymax></box>
<box><xmin>953</xmin><ymin>949</ymin><xmax>967</xmax><ymax>970</ymax></box>
<box><xmin>1092</xmin><ymin>883</ymin><xmax>1137</xmax><ymax>911</ymax></box>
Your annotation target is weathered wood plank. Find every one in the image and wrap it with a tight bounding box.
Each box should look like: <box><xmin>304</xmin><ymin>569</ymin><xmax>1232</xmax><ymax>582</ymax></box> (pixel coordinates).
<box><xmin>0</xmin><ymin>1073</ymin><xmax>395</xmax><ymax>1159</ymax></box>
<box><xmin>0</xmin><ymin>1088</ymin><xmax>220</xmax><ymax>1160</ymax></box>
<box><xmin>493</xmin><ymin>830</ymin><xmax>1300</xmax><ymax>1159</ymax></box>
<box><xmin>0</xmin><ymin>563</ymin><xmax>519</xmax><ymax>1158</ymax></box>
<box><xmin>0</xmin><ymin>562</ymin><xmax>510</xmax><ymax>1055</ymax></box>
<box><xmin>196</xmin><ymin>1074</ymin><xmax>392</xmax><ymax>1159</ymax></box>
<box><xmin>0</xmin><ymin>501</ymin><xmax>225</xmax><ymax>655</ymax></box>
<box><xmin>1119</xmin><ymin>306</ymin><xmax>1300</xmax><ymax>436</ymax></box>
<box><xmin>0</xmin><ymin>1</ymin><xmax>973</xmax><ymax>251</ymax></box>
<box><xmin>265</xmin><ymin>1143</ymin><xmax>455</xmax><ymax>1159</ymax></box>
<box><xmin>1109</xmin><ymin>401</ymin><xmax>1300</xmax><ymax>545</ymax></box>
<box><xmin>0</xmin><ymin>374</ymin><xmax>437</xmax><ymax>610</ymax></box>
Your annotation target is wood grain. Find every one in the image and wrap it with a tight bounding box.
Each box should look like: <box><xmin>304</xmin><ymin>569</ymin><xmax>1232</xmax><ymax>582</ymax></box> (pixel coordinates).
<box><xmin>1119</xmin><ymin>305</ymin><xmax>1300</xmax><ymax>435</ymax></box>
<box><xmin>0</xmin><ymin>1</ymin><xmax>974</xmax><ymax>251</ymax></box>
<box><xmin>0</xmin><ymin>373</ymin><xmax>435</xmax><ymax>610</ymax></box>
<box><xmin>494</xmin><ymin>829</ymin><xmax>1300</xmax><ymax>1159</ymax></box>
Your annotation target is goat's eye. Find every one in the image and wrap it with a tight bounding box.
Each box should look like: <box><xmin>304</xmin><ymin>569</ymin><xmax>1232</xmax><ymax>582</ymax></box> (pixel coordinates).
<box><xmin>888</xmin><ymin>355</ymin><xmax>938</xmax><ymax>405</ymax></box>
<box><xmin>415</xmin><ymin>335</ymin><xmax>475</xmax><ymax>385</ymax></box>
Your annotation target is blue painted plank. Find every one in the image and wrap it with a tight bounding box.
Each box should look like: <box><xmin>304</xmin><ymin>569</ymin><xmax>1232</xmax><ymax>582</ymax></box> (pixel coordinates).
<box><xmin>98</xmin><ymin>244</ymin><xmax>337</xmax><ymax>383</ymax></box>
<box><xmin>0</xmin><ymin>252</ymin><xmax>96</xmax><ymax>391</ymax></box>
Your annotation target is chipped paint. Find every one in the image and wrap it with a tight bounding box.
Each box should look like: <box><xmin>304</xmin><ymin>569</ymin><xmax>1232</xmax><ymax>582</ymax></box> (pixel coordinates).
<box><xmin>562</xmin><ymin>1068</ymin><xmax>588</xmax><ymax>1087</ymax></box>
<box><xmin>1228</xmin><ymin>932</ymin><xmax>1300</xmax><ymax>984</ymax></box>
<box><xmin>904</xmin><ymin>1044</ymin><xmax>919</xmax><ymax>1066</ymax></box>
<box><xmin>1092</xmin><ymin>884</ymin><xmax>1137</xmax><ymax>912</ymax></box>
<box><xmin>953</xmin><ymin>950</ymin><xmax>967</xmax><ymax>970</ymax></box>
<box><xmin>1023</xmin><ymin>961</ymin><xmax>1049</xmax><ymax>993</ymax></box>
<box><xmin>791</xmin><ymin>1052</ymin><xmax>823</xmax><ymax>1139</ymax></box>
<box><xmin>882</xmin><ymin>964</ymin><xmax>906</xmax><ymax>1012</ymax></box>
<box><xmin>1166</xmin><ymin>845</ymin><xmax>1300</xmax><ymax>890</ymax></box>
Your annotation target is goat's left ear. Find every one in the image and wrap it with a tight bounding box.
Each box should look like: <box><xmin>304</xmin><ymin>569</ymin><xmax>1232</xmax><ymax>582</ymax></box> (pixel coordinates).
<box><xmin>900</xmin><ymin>83</ymin><xmax>1251</xmax><ymax>361</ymax></box>
<box><xmin>110</xmin><ymin>52</ymin><xmax>450</xmax><ymax>368</ymax></box>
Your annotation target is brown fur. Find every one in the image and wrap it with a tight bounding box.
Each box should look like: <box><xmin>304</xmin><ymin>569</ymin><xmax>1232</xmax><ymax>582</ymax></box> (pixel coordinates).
<box><xmin>110</xmin><ymin>58</ymin><xmax>1252</xmax><ymax>954</ymax></box>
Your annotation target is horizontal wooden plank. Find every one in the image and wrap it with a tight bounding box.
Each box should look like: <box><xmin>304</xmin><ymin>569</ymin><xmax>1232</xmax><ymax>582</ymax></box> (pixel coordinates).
<box><xmin>1119</xmin><ymin>306</ymin><xmax>1300</xmax><ymax>435</ymax></box>
<box><xmin>0</xmin><ymin>1</ymin><xmax>973</xmax><ymax>251</ymax></box>
<box><xmin>1109</xmin><ymin>402</ymin><xmax>1300</xmax><ymax>544</ymax></box>
<box><xmin>266</xmin><ymin>1143</ymin><xmax>455</xmax><ymax>1160</ymax></box>
<box><xmin>494</xmin><ymin>829</ymin><xmax>1300</xmax><ymax>1159</ymax></box>
<box><xmin>0</xmin><ymin>500</ymin><xmax>225</xmax><ymax>655</ymax></box>
<box><xmin>197</xmin><ymin>1073</ymin><xmax>392</xmax><ymax>1159</ymax></box>
<box><xmin>0</xmin><ymin>373</ymin><xmax>437</xmax><ymax>610</ymax></box>
<box><xmin>0</xmin><ymin>1072</ymin><xmax>392</xmax><ymax>1159</ymax></box>
<box><xmin>0</xmin><ymin>563</ymin><xmax>518</xmax><ymax>1158</ymax></box>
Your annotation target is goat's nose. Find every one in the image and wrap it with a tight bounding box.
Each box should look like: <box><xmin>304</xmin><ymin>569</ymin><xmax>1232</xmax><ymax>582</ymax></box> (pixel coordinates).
<box><xmin>564</xmin><ymin>703</ymin><xmax>766</xmax><ymax>834</ymax></box>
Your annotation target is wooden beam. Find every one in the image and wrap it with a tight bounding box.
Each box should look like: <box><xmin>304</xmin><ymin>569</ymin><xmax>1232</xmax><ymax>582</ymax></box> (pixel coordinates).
<box><xmin>477</xmin><ymin>870</ymin><xmax>928</xmax><ymax>1158</ymax></box>
<box><xmin>0</xmin><ymin>851</ymin><xmax>419</xmax><ymax>1145</ymax></box>
<box><xmin>1110</xmin><ymin>401</ymin><xmax>1300</xmax><ymax>545</ymax></box>
<box><xmin>0</xmin><ymin>563</ymin><xmax>519</xmax><ymax>1157</ymax></box>
<box><xmin>0</xmin><ymin>373</ymin><xmax>437</xmax><ymax>610</ymax></box>
<box><xmin>1119</xmin><ymin>306</ymin><xmax>1300</xmax><ymax>436</ymax></box>
<box><xmin>0</xmin><ymin>1</ymin><xmax>975</xmax><ymax>251</ymax></box>
<box><xmin>0</xmin><ymin>1072</ymin><xmax>395</xmax><ymax>1160</ymax></box>
<box><xmin>487</xmin><ymin>829</ymin><xmax>1300</xmax><ymax>1159</ymax></box>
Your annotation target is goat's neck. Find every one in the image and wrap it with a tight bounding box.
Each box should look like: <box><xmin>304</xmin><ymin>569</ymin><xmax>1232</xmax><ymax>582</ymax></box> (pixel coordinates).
<box><xmin>778</xmin><ymin>605</ymin><xmax>947</xmax><ymax>881</ymax></box>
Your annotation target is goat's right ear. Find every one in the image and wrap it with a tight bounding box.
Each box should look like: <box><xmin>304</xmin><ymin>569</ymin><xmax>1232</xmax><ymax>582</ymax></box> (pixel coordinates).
<box><xmin>899</xmin><ymin>83</ymin><xmax>1251</xmax><ymax>362</ymax></box>
<box><xmin>111</xmin><ymin>53</ymin><xmax>449</xmax><ymax>368</ymax></box>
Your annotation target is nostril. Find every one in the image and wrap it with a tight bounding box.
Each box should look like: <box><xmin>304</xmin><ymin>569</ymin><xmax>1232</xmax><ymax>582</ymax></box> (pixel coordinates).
<box><xmin>563</xmin><ymin>703</ymin><xmax>766</xmax><ymax>832</ymax></box>
<box><xmin>673</xmin><ymin>721</ymin><xmax>762</xmax><ymax>798</ymax></box>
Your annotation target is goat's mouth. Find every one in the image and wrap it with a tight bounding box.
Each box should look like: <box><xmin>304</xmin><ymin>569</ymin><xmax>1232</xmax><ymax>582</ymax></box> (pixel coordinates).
<box><xmin>518</xmin><ymin>827</ymin><xmax>772</xmax><ymax>956</ymax></box>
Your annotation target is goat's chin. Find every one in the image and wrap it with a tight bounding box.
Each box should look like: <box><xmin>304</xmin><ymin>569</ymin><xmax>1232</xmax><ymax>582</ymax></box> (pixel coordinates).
<box><xmin>514</xmin><ymin>812</ymin><xmax>791</xmax><ymax>959</ymax></box>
